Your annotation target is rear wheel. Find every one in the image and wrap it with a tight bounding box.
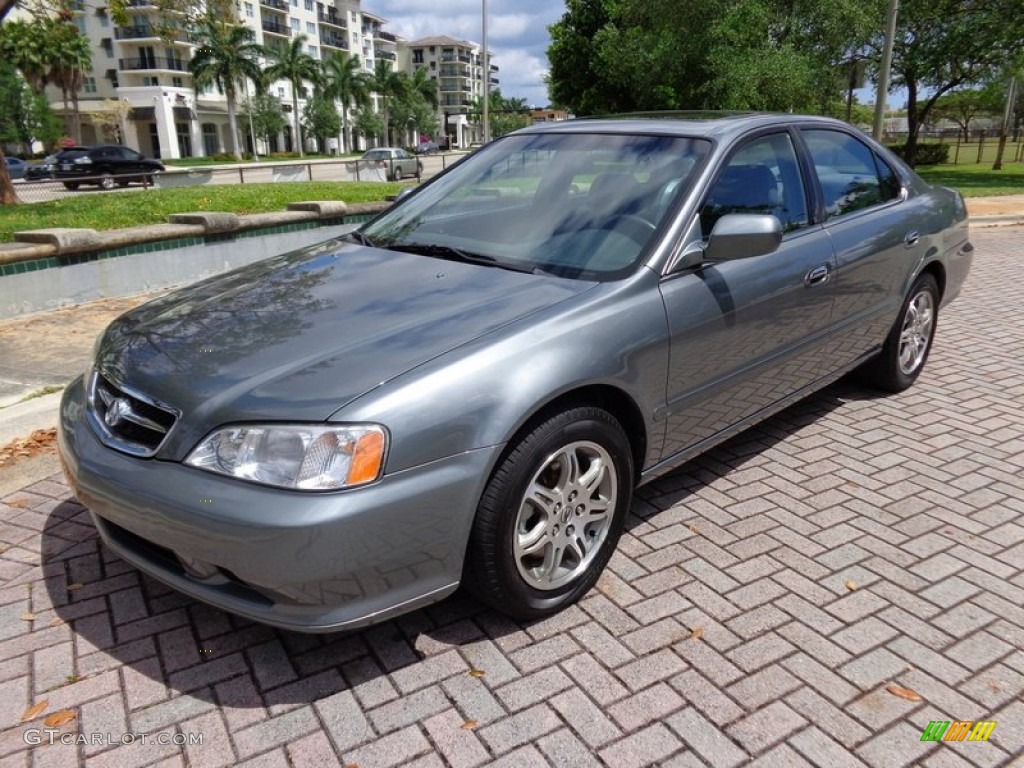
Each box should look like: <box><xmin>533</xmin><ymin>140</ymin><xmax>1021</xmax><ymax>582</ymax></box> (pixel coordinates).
<box><xmin>464</xmin><ymin>406</ymin><xmax>633</xmax><ymax>620</ymax></box>
<box><xmin>62</xmin><ymin>182</ymin><xmax>79</xmax><ymax>191</ymax></box>
<box><xmin>392</xmin><ymin>167</ymin><xmax>403</xmax><ymax>181</ymax></box>
<box><xmin>857</xmin><ymin>273</ymin><xmax>939</xmax><ymax>392</ymax></box>
<box><xmin>99</xmin><ymin>174</ymin><xmax>115</xmax><ymax>191</ymax></box>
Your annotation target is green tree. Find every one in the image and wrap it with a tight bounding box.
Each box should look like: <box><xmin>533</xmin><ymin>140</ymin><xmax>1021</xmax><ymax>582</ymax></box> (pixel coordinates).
<box><xmin>263</xmin><ymin>34</ymin><xmax>320</xmax><ymax>157</ymax></box>
<box><xmin>320</xmin><ymin>51</ymin><xmax>370</xmax><ymax>153</ymax></box>
<box><xmin>0</xmin><ymin>61</ymin><xmax>60</xmax><ymax>153</ymax></box>
<box><xmin>547</xmin><ymin>0</ymin><xmax>877</xmax><ymax>115</ymax></box>
<box><xmin>370</xmin><ymin>59</ymin><xmax>403</xmax><ymax>144</ymax></box>
<box><xmin>189</xmin><ymin>21</ymin><xmax>263</xmax><ymax>160</ymax></box>
<box><xmin>301</xmin><ymin>93</ymin><xmax>340</xmax><ymax>152</ymax></box>
<box><xmin>468</xmin><ymin>89</ymin><xmax>530</xmax><ymax>138</ymax></box>
<box><xmin>46</xmin><ymin>17</ymin><xmax>91</xmax><ymax>143</ymax></box>
<box><xmin>879</xmin><ymin>0</ymin><xmax>1024</xmax><ymax>165</ymax></box>
<box><xmin>245</xmin><ymin>92</ymin><xmax>287</xmax><ymax>151</ymax></box>
<box><xmin>352</xmin><ymin>106</ymin><xmax>384</xmax><ymax>146</ymax></box>
<box><xmin>930</xmin><ymin>87</ymin><xmax>1002</xmax><ymax>137</ymax></box>
<box><xmin>0</xmin><ymin>18</ymin><xmax>51</xmax><ymax>93</ymax></box>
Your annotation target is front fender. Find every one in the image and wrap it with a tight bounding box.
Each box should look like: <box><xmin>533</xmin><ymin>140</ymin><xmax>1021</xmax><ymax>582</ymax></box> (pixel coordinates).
<box><xmin>332</xmin><ymin>271</ymin><xmax>671</xmax><ymax>475</ymax></box>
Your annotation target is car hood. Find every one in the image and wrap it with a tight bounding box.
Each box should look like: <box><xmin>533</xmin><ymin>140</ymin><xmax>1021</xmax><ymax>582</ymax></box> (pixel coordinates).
<box><xmin>96</xmin><ymin>240</ymin><xmax>592</xmax><ymax>457</ymax></box>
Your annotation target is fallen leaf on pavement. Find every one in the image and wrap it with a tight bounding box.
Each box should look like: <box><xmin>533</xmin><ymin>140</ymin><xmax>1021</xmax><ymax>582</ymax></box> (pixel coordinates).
<box><xmin>0</xmin><ymin>429</ymin><xmax>58</xmax><ymax>468</ymax></box>
<box><xmin>43</xmin><ymin>710</ymin><xmax>76</xmax><ymax>727</ymax></box>
<box><xmin>468</xmin><ymin>669</ymin><xmax>486</xmax><ymax>678</ymax></box>
<box><xmin>886</xmin><ymin>685</ymin><xmax>922</xmax><ymax>702</ymax></box>
<box><xmin>845</xmin><ymin>580</ymin><xmax>858</xmax><ymax>591</ymax></box>
<box><xmin>67</xmin><ymin>583</ymin><xmax>83</xmax><ymax>591</ymax></box>
<box><xmin>49</xmin><ymin>618</ymin><xmax>65</xmax><ymax>627</ymax></box>
<box><xmin>19</xmin><ymin>613</ymin><xmax>36</xmax><ymax>622</ymax></box>
<box><xmin>689</xmin><ymin>525</ymin><xmax>698</xmax><ymax>534</ymax></box>
<box><xmin>689</xmin><ymin>627</ymin><xmax>705</xmax><ymax>640</ymax></box>
<box><xmin>20</xmin><ymin>701</ymin><xmax>48</xmax><ymax>722</ymax></box>
<box><xmin>461</xmin><ymin>720</ymin><xmax>479</xmax><ymax>731</ymax></box>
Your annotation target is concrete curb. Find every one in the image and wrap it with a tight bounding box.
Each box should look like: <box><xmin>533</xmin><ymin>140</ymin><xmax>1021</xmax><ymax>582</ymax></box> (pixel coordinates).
<box><xmin>0</xmin><ymin>390</ymin><xmax>62</xmax><ymax>445</ymax></box>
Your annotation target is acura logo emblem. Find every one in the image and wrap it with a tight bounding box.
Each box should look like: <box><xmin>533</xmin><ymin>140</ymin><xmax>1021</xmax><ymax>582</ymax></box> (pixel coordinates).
<box><xmin>105</xmin><ymin>397</ymin><xmax>133</xmax><ymax>428</ymax></box>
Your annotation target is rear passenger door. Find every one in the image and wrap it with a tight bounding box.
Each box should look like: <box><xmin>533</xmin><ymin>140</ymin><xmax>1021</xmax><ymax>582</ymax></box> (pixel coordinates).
<box><xmin>798</xmin><ymin>128</ymin><xmax>918</xmax><ymax>368</ymax></box>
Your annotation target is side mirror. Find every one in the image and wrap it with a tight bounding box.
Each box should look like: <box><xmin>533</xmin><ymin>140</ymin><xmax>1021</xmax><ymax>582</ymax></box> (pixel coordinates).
<box><xmin>393</xmin><ymin>187</ymin><xmax>415</xmax><ymax>203</ymax></box>
<box><xmin>703</xmin><ymin>214</ymin><xmax>783</xmax><ymax>262</ymax></box>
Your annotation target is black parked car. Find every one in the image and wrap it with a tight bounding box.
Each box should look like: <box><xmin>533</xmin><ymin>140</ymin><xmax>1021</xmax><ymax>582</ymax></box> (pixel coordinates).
<box><xmin>53</xmin><ymin>145</ymin><xmax>164</xmax><ymax>190</ymax></box>
<box><xmin>25</xmin><ymin>154</ymin><xmax>57</xmax><ymax>181</ymax></box>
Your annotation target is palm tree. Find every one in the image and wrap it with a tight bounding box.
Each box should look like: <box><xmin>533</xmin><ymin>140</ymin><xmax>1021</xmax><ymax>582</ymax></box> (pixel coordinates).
<box><xmin>408</xmin><ymin>66</ymin><xmax>439</xmax><ymax>110</ymax></box>
<box><xmin>189</xmin><ymin>22</ymin><xmax>263</xmax><ymax>160</ymax></box>
<box><xmin>371</xmin><ymin>59</ymin><xmax>403</xmax><ymax>145</ymax></box>
<box><xmin>264</xmin><ymin>35</ymin><xmax>320</xmax><ymax>156</ymax></box>
<box><xmin>320</xmin><ymin>51</ymin><xmax>370</xmax><ymax>153</ymax></box>
<box><xmin>47</xmin><ymin>19</ymin><xmax>91</xmax><ymax>143</ymax></box>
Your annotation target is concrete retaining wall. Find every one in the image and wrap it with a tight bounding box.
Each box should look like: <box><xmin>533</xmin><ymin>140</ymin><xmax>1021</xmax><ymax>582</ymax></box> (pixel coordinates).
<box><xmin>0</xmin><ymin>201</ymin><xmax>389</xmax><ymax>320</ymax></box>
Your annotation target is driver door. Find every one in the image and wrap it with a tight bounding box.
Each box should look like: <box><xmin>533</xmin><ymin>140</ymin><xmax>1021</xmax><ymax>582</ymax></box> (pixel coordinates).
<box><xmin>658</xmin><ymin>131</ymin><xmax>837</xmax><ymax>459</ymax></box>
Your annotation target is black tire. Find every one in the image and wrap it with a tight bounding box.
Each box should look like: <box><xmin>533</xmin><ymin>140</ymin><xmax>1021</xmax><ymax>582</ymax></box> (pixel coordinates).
<box><xmin>857</xmin><ymin>273</ymin><xmax>940</xmax><ymax>392</ymax></box>
<box><xmin>63</xmin><ymin>182</ymin><xmax>79</xmax><ymax>191</ymax></box>
<box><xmin>464</xmin><ymin>406</ymin><xmax>634</xmax><ymax>620</ymax></box>
<box><xmin>392</xmin><ymin>167</ymin><xmax>403</xmax><ymax>181</ymax></box>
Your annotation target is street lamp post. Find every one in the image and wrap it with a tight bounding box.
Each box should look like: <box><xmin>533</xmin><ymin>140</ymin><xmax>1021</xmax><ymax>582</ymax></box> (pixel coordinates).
<box><xmin>482</xmin><ymin>0</ymin><xmax>489</xmax><ymax>144</ymax></box>
<box><xmin>872</xmin><ymin>0</ymin><xmax>899</xmax><ymax>141</ymax></box>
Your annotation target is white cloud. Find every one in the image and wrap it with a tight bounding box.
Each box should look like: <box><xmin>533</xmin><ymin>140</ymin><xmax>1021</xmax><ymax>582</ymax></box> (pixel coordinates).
<box><xmin>366</xmin><ymin>0</ymin><xmax>564</xmax><ymax>106</ymax></box>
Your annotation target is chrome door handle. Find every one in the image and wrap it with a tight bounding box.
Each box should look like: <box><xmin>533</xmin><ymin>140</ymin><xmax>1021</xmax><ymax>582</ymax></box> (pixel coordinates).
<box><xmin>905</xmin><ymin>231</ymin><xmax>920</xmax><ymax>247</ymax></box>
<box><xmin>805</xmin><ymin>264</ymin><xmax>830</xmax><ymax>286</ymax></box>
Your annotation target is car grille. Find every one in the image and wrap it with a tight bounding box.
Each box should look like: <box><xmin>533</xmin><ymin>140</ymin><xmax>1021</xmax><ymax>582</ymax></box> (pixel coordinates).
<box><xmin>87</xmin><ymin>371</ymin><xmax>177</xmax><ymax>457</ymax></box>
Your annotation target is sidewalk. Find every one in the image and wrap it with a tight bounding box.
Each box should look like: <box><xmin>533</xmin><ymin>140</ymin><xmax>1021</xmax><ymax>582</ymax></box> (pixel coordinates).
<box><xmin>0</xmin><ymin>226</ymin><xmax>1019</xmax><ymax>767</ymax></box>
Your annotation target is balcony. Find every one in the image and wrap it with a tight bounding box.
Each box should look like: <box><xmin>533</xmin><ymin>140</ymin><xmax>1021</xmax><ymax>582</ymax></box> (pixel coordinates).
<box><xmin>260</xmin><ymin>0</ymin><xmax>288</xmax><ymax>10</ymax></box>
<box><xmin>490</xmin><ymin>77</ymin><xmax>499</xmax><ymax>85</ymax></box>
<box><xmin>317</xmin><ymin>11</ymin><xmax>345</xmax><ymax>28</ymax></box>
<box><xmin>119</xmin><ymin>57</ymin><xmax>189</xmax><ymax>72</ymax></box>
<box><xmin>320</xmin><ymin>32</ymin><xmax>347</xmax><ymax>49</ymax></box>
<box><xmin>261</xmin><ymin>20</ymin><xmax>292</xmax><ymax>36</ymax></box>
<box><xmin>376</xmin><ymin>30</ymin><xmax>397</xmax><ymax>43</ymax></box>
<box><xmin>115</xmin><ymin>25</ymin><xmax>192</xmax><ymax>42</ymax></box>
<box><xmin>376</xmin><ymin>50</ymin><xmax>396</xmax><ymax>61</ymax></box>
<box><xmin>441</xmin><ymin>52</ymin><xmax>472</xmax><ymax>63</ymax></box>
<box><xmin>439</xmin><ymin>84</ymin><xmax>469</xmax><ymax>92</ymax></box>
<box><xmin>439</xmin><ymin>66</ymin><xmax>468</xmax><ymax>78</ymax></box>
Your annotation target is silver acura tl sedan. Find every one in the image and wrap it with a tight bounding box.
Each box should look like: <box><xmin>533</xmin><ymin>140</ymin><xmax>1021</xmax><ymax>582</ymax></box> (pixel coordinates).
<box><xmin>58</xmin><ymin>113</ymin><xmax>972</xmax><ymax>632</ymax></box>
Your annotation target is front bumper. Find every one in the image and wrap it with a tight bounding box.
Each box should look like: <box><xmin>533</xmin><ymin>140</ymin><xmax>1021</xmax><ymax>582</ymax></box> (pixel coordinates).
<box><xmin>58</xmin><ymin>376</ymin><xmax>500</xmax><ymax>632</ymax></box>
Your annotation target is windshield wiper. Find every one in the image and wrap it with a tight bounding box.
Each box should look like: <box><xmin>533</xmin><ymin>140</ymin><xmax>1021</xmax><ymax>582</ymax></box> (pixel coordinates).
<box><xmin>341</xmin><ymin>230</ymin><xmax>376</xmax><ymax>247</ymax></box>
<box><xmin>386</xmin><ymin>242</ymin><xmax>536</xmax><ymax>274</ymax></box>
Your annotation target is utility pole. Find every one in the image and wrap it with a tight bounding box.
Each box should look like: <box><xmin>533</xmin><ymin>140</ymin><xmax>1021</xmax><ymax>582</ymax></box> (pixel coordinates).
<box><xmin>993</xmin><ymin>75</ymin><xmax>1017</xmax><ymax>171</ymax></box>
<box><xmin>482</xmin><ymin>0</ymin><xmax>490</xmax><ymax>144</ymax></box>
<box><xmin>873</xmin><ymin>0</ymin><xmax>899</xmax><ymax>140</ymax></box>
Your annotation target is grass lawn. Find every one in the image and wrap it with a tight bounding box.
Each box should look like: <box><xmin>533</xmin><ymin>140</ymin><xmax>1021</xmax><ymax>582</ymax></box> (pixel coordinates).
<box><xmin>916</xmin><ymin>162</ymin><xmax>1024</xmax><ymax>196</ymax></box>
<box><xmin>0</xmin><ymin>181</ymin><xmax>402</xmax><ymax>243</ymax></box>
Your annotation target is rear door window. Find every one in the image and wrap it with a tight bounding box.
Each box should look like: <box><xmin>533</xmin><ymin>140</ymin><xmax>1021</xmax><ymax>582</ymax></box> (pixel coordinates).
<box><xmin>801</xmin><ymin>129</ymin><xmax>899</xmax><ymax>218</ymax></box>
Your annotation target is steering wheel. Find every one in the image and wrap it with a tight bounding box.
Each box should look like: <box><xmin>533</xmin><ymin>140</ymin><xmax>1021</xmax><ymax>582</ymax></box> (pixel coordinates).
<box><xmin>600</xmin><ymin>214</ymin><xmax>657</xmax><ymax>245</ymax></box>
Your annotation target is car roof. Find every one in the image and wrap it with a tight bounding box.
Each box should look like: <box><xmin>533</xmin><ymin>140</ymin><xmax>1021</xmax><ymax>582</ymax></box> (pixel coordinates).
<box><xmin>516</xmin><ymin>111</ymin><xmax>853</xmax><ymax>141</ymax></box>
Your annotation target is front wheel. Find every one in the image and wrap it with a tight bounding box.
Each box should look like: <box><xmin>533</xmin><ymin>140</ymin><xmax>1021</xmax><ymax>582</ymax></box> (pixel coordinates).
<box><xmin>464</xmin><ymin>407</ymin><xmax>633</xmax><ymax>620</ymax></box>
<box><xmin>857</xmin><ymin>273</ymin><xmax>939</xmax><ymax>392</ymax></box>
<box><xmin>99</xmin><ymin>174</ymin><xmax>115</xmax><ymax>191</ymax></box>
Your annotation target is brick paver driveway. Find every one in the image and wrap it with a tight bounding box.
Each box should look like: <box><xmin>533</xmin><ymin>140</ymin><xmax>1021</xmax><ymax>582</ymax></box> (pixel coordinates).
<box><xmin>1</xmin><ymin>228</ymin><xmax>1021</xmax><ymax>768</ymax></box>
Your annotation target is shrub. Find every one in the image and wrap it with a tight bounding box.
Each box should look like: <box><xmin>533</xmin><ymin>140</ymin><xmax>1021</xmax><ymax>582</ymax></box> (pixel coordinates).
<box><xmin>887</xmin><ymin>142</ymin><xmax>950</xmax><ymax>166</ymax></box>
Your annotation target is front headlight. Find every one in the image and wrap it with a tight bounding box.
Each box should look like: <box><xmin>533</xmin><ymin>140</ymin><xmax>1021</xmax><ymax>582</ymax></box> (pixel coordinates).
<box><xmin>185</xmin><ymin>424</ymin><xmax>387</xmax><ymax>491</ymax></box>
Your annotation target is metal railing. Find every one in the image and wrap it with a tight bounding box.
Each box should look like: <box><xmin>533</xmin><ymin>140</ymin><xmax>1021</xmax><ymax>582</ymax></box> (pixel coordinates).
<box><xmin>261</xmin><ymin>20</ymin><xmax>292</xmax><ymax>36</ymax></box>
<box><xmin>118</xmin><ymin>57</ymin><xmax>189</xmax><ymax>72</ymax></box>
<box><xmin>10</xmin><ymin>154</ymin><xmax>476</xmax><ymax>204</ymax></box>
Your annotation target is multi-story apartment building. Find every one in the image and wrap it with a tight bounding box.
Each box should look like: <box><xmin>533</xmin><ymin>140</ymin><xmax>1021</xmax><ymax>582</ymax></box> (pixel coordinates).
<box><xmin>36</xmin><ymin>0</ymin><xmax>497</xmax><ymax>158</ymax></box>
<box><xmin>402</xmin><ymin>35</ymin><xmax>498</xmax><ymax>149</ymax></box>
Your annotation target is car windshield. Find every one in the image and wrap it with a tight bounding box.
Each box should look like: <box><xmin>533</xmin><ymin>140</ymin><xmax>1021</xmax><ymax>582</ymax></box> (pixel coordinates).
<box><xmin>362</xmin><ymin>132</ymin><xmax>711</xmax><ymax>280</ymax></box>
